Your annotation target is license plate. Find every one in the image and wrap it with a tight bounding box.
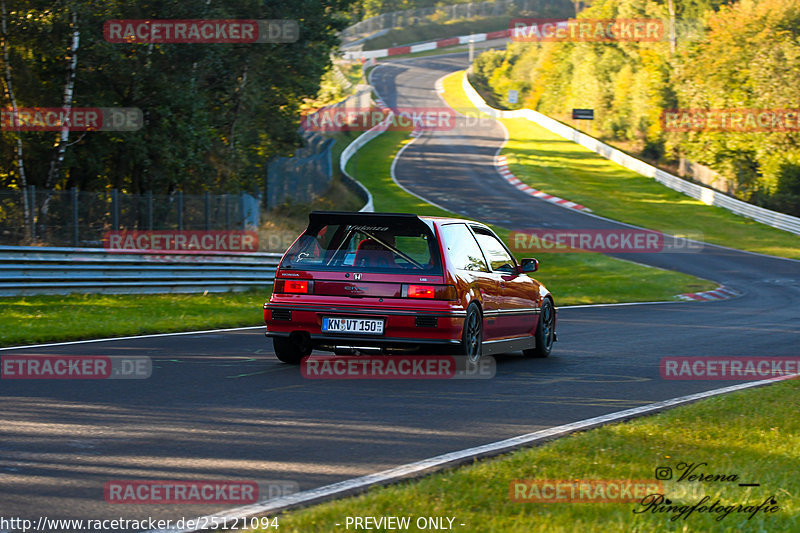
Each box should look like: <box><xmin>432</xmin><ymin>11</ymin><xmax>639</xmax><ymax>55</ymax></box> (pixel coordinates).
<box><xmin>322</xmin><ymin>317</ymin><xmax>384</xmax><ymax>335</ymax></box>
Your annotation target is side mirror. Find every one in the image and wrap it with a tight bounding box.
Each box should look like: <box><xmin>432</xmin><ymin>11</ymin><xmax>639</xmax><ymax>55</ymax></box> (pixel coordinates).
<box><xmin>520</xmin><ymin>258</ymin><xmax>539</xmax><ymax>273</ymax></box>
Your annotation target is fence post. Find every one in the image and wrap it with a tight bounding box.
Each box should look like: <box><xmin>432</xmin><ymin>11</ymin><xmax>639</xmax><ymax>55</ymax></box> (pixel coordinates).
<box><xmin>71</xmin><ymin>186</ymin><xmax>79</xmax><ymax>247</ymax></box>
<box><xmin>177</xmin><ymin>191</ymin><xmax>184</xmax><ymax>231</ymax></box>
<box><xmin>27</xmin><ymin>185</ymin><xmax>36</xmax><ymax>241</ymax></box>
<box><xmin>111</xmin><ymin>188</ymin><xmax>119</xmax><ymax>230</ymax></box>
<box><xmin>147</xmin><ymin>190</ymin><xmax>153</xmax><ymax>230</ymax></box>
<box><xmin>204</xmin><ymin>191</ymin><xmax>210</xmax><ymax>230</ymax></box>
<box><xmin>225</xmin><ymin>193</ymin><xmax>231</xmax><ymax>230</ymax></box>
<box><xmin>326</xmin><ymin>140</ymin><xmax>333</xmax><ymax>180</ymax></box>
<box><xmin>240</xmin><ymin>192</ymin><xmax>246</xmax><ymax>230</ymax></box>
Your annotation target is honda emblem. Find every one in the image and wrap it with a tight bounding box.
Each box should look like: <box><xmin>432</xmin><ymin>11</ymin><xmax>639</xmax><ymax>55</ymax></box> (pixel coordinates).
<box><xmin>353</xmin><ymin>273</ymin><xmax>362</xmax><ymax>280</ymax></box>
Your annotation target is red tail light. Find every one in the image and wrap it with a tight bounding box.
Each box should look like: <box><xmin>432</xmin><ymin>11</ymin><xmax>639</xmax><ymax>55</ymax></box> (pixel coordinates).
<box><xmin>276</xmin><ymin>279</ymin><xmax>313</xmax><ymax>294</ymax></box>
<box><xmin>407</xmin><ymin>284</ymin><xmax>435</xmax><ymax>298</ymax></box>
<box><xmin>402</xmin><ymin>284</ymin><xmax>457</xmax><ymax>300</ymax></box>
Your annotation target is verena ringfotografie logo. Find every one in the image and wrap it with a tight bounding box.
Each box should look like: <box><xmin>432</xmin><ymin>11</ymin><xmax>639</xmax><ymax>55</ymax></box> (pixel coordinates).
<box><xmin>660</xmin><ymin>357</ymin><xmax>800</xmax><ymax>380</ymax></box>
<box><xmin>104</xmin><ymin>230</ymin><xmax>259</xmax><ymax>252</ymax></box>
<box><xmin>301</xmin><ymin>107</ymin><xmax>456</xmax><ymax>132</ymax></box>
<box><xmin>103</xmin><ymin>479</ymin><xmax>298</xmax><ymax>504</ymax></box>
<box><xmin>2</xmin><ymin>356</ymin><xmax>151</xmax><ymax>379</ymax></box>
<box><xmin>510</xmin><ymin>18</ymin><xmax>665</xmax><ymax>42</ymax></box>
<box><xmin>509</xmin><ymin>229</ymin><xmax>704</xmax><ymax>253</ymax></box>
<box><xmin>510</xmin><ymin>479</ymin><xmax>663</xmax><ymax>503</ymax></box>
<box><xmin>301</xmin><ymin>355</ymin><xmax>495</xmax><ymax>380</ymax></box>
<box><xmin>1</xmin><ymin>108</ymin><xmax>142</xmax><ymax>131</ymax></box>
<box><xmin>103</xmin><ymin>19</ymin><xmax>299</xmax><ymax>44</ymax></box>
<box><xmin>662</xmin><ymin>109</ymin><xmax>800</xmax><ymax>132</ymax></box>
<box><xmin>638</xmin><ymin>461</ymin><xmax>780</xmax><ymax>522</ymax></box>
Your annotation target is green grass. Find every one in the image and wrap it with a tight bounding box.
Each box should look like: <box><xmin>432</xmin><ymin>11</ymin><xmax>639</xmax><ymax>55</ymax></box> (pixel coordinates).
<box><xmin>441</xmin><ymin>71</ymin><xmax>800</xmax><ymax>260</ymax></box>
<box><xmin>345</xmin><ymin>122</ymin><xmax>715</xmax><ymax>306</ymax></box>
<box><xmin>258</xmin><ymin>379</ymin><xmax>799</xmax><ymax>532</ymax></box>
<box><xmin>0</xmin><ymin>289</ymin><xmax>272</xmax><ymax>347</ymax></box>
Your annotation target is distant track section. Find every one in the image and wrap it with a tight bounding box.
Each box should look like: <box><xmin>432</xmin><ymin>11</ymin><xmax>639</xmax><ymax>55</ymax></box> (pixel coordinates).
<box><xmin>0</xmin><ymin>245</ymin><xmax>280</xmax><ymax>296</ymax></box>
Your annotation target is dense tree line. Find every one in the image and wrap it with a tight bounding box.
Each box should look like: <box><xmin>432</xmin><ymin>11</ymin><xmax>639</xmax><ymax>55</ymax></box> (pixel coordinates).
<box><xmin>472</xmin><ymin>0</ymin><xmax>800</xmax><ymax>215</ymax></box>
<box><xmin>1</xmin><ymin>0</ymin><xmax>353</xmax><ymax>198</ymax></box>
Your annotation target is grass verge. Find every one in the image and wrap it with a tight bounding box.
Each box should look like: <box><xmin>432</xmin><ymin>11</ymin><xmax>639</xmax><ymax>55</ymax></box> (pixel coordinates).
<box><xmin>345</xmin><ymin>126</ymin><xmax>715</xmax><ymax>306</ymax></box>
<box><xmin>257</xmin><ymin>378</ymin><xmax>799</xmax><ymax>532</ymax></box>
<box><xmin>441</xmin><ymin>71</ymin><xmax>800</xmax><ymax>260</ymax></box>
<box><xmin>0</xmin><ymin>288</ymin><xmax>272</xmax><ymax>347</ymax></box>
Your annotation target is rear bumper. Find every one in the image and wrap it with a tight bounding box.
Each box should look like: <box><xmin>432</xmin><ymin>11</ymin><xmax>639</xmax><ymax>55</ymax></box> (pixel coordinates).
<box><xmin>264</xmin><ymin>303</ymin><xmax>466</xmax><ymax>347</ymax></box>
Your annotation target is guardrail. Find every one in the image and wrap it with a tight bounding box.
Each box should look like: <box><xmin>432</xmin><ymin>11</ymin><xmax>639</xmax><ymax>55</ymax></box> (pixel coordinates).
<box><xmin>462</xmin><ymin>72</ymin><xmax>800</xmax><ymax>236</ymax></box>
<box><xmin>0</xmin><ymin>245</ymin><xmax>282</xmax><ymax>296</ymax></box>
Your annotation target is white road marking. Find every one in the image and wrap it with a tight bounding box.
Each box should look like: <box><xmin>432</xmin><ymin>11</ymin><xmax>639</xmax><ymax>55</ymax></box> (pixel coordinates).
<box><xmin>0</xmin><ymin>326</ymin><xmax>265</xmax><ymax>351</ymax></box>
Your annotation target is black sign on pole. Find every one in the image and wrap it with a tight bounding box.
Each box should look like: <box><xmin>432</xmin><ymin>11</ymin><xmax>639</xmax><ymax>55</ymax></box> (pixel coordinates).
<box><xmin>572</xmin><ymin>108</ymin><xmax>594</xmax><ymax>120</ymax></box>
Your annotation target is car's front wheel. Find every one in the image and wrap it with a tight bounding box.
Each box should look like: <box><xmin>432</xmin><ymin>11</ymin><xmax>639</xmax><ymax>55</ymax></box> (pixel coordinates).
<box><xmin>524</xmin><ymin>297</ymin><xmax>554</xmax><ymax>358</ymax></box>
<box><xmin>272</xmin><ymin>336</ymin><xmax>311</xmax><ymax>365</ymax></box>
<box><xmin>462</xmin><ymin>303</ymin><xmax>483</xmax><ymax>363</ymax></box>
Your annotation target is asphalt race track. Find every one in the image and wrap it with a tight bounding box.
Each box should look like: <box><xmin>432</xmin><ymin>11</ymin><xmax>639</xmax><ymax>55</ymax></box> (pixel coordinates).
<box><xmin>2</xmin><ymin>53</ymin><xmax>799</xmax><ymax>531</ymax></box>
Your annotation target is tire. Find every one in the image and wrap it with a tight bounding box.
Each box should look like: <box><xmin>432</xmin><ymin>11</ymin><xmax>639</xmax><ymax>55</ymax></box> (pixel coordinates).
<box><xmin>524</xmin><ymin>297</ymin><xmax>555</xmax><ymax>358</ymax></box>
<box><xmin>462</xmin><ymin>303</ymin><xmax>483</xmax><ymax>364</ymax></box>
<box><xmin>272</xmin><ymin>336</ymin><xmax>311</xmax><ymax>365</ymax></box>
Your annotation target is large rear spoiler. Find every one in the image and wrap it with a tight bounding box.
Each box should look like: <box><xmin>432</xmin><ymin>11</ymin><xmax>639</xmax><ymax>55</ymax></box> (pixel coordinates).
<box><xmin>307</xmin><ymin>211</ymin><xmax>429</xmax><ymax>233</ymax></box>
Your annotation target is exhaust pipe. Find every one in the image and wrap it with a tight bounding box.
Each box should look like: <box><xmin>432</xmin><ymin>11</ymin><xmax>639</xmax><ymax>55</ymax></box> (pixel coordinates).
<box><xmin>332</xmin><ymin>346</ymin><xmax>382</xmax><ymax>356</ymax></box>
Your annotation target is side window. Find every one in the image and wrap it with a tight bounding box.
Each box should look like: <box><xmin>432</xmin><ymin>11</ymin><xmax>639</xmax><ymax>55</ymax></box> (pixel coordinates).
<box><xmin>440</xmin><ymin>224</ymin><xmax>488</xmax><ymax>272</ymax></box>
<box><xmin>472</xmin><ymin>228</ymin><xmax>516</xmax><ymax>273</ymax></box>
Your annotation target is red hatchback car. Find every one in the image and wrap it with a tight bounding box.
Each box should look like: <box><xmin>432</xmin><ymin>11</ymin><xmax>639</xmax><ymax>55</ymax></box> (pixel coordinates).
<box><xmin>263</xmin><ymin>212</ymin><xmax>556</xmax><ymax>364</ymax></box>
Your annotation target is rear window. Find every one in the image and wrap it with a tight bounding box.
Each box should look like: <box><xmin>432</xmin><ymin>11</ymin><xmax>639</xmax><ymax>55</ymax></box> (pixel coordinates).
<box><xmin>281</xmin><ymin>222</ymin><xmax>442</xmax><ymax>273</ymax></box>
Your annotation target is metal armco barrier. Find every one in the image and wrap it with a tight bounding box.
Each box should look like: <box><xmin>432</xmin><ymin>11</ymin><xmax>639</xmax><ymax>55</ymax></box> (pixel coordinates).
<box><xmin>0</xmin><ymin>245</ymin><xmax>282</xmax><ymax>296</ymax></box>
<box><xmin>462</xmin><ymin>72</ymin><xmax>800</xmax><ymax>236</ymax></box>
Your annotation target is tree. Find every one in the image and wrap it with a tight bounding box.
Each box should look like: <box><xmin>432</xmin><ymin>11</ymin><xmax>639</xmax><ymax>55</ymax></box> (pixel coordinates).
<box><xmin>0</xmin><ymin>0</ymin><xmax>355</xmax><ymax>200</ymax></box>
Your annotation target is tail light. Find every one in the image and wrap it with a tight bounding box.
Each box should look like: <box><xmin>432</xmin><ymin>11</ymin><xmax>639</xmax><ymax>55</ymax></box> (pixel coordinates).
<box><xmin>275</xmin><ymin>279</ymin><xmax>313</xmax><ymax>294</ymax></box>
<box><xmin>402</xmin><ymin>284</ymin><xmax>457</xmax><ymax>300</ymax></box>
<box><xmin>406</xmin><ymin>284</ymin><xmax>435</xmax><ymax>298</ymax></box>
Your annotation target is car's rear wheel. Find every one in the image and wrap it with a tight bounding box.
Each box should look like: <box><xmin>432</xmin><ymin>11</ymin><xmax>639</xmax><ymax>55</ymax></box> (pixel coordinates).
<box><xmin>272</xmin><ymin>336</ymin><xmax>311</xmax><ymax>365</ymax></box>
<box><xmin>462</xmin><ymin>303</ymin><xmax>483</xmax><ymax>364</ymax></box>
<box><xmin>524</xmin><ymin>297</ymin><xmax>554</xmax><ymax>358</ymax></box>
